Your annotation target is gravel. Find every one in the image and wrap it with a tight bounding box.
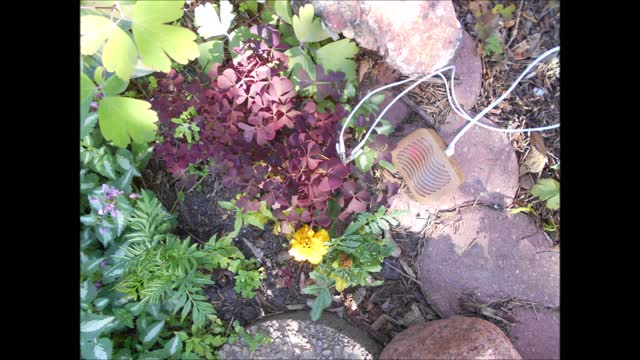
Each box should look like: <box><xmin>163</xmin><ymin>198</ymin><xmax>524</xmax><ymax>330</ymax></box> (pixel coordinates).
<box><xmin>218</xmin><ymin>312</ymin><xmax>379</xmax><ymax>359</ymax></box>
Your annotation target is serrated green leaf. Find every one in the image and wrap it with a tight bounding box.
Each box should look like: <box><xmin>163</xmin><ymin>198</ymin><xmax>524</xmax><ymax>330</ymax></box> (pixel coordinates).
<box><xmin>310</xmin><ymin>287</ymin><xmax>332</xmax><ymax>321</ymax></box>
<box><xmin>275</xmin><ymin>0</ymin><xmax>293</xmax><ymax>24</ymax></box>
<box><xmin>98</xmin><ymin>96</ymin><xmax>158</xmax><ymax>148</ymax></box>
<box><xmin>181</xmin><ymin>300</ymin><xmax>192</xmax><ymax>322</ymax></box>
<box><xmin>198</xmin><ymin>40</ymin><xmax>224</xmax><ymax>73</ymax></box>
<box><xmin>292</xmin><ymin>4</ymin><xmax>330</xmax><ymax>43</ymax></box>
<box><xmin>316</xmin><ymin>38</ymin><xmax>358</xmax><ymax>82</ymax></box>
<box><xmin>132</xmin><ymin>1</ymin><xmax>200</xmax><ymax>73</ymax></box>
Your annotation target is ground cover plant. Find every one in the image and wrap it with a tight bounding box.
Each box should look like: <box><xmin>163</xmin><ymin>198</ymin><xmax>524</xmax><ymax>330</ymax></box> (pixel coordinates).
<box><xmin>81</xmin><ymin>1</ymin><xmax>403</xmax><ymax>358</ymax></box>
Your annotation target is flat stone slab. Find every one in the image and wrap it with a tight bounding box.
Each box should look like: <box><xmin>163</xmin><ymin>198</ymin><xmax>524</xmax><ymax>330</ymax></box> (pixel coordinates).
<box><xmin>218</xmin><ymin>311</ymin><xmax>381</xmax><ymax>359</ymax></box>
<box><xmin>449</xmin><ymin>31</ymin><xmax>482</xmax><ymax>110</ymax></box>
<box><xmin>380</xmin><ymin>316</ymin><xmax>522</xmax><ymax>359</ymax></box>
<box><xmin>435</xmin><ymin>112</ymin><xmax>519</xmax><ymax>210</ymax></box>
<box><xmin>418</xmin><ymin>206</ymin><xmax>559</xmax><ymax>359</ymax></box>
<box><xmin>510</xmin><ymin>307</ymin><xmax>560</xmax><ymax>360</ymax></box>
<box><xmin>388</xmin><ymin>112</ymin><xmax>518</xmax><ymax>224</ymax></box>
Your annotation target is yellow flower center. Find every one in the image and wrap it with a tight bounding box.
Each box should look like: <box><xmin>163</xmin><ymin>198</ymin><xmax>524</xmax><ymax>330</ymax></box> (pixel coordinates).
<box><xmin>289</xmin><ymin>224</ymin><xmax>330</xmax><ymax>265</ymax></box>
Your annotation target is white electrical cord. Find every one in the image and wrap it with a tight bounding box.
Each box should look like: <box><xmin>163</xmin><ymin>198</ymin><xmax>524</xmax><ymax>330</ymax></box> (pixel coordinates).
<box><xmin>337</xmin><ymin>46</ymin><xmax>560</xmax><ymax>164</ymax></box>
<box><xmin>337</xmin><ymin>75</ymin><xmax>420</xmax><ymax>162</ymax></box>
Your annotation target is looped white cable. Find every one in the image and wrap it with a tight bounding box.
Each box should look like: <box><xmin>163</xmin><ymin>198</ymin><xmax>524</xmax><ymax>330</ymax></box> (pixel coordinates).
<box><xmin>337</xmin><ymin>46</ymin><xmax>560</xmax><ymax>164</ymax></box>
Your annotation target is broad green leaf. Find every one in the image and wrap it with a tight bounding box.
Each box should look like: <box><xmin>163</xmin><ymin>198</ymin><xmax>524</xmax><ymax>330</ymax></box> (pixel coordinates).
<box><xmin>94</xmin><ymin>66</ymin><xmax>106</xmax><ymax>84</ymax></box>
<box><xmin>81</xmin><ymin>316</ymin><xmax>116</xmax><ymax>333</ymax></box>
<box><xmin>81</xmin><ymin>280</ymin><xmax>97</xmax><ymax>303</ymax></box>
<box><xmin>369</xmin><ymin>93</ymin><xmax>385</xmax><ymax>105</ymax></box>
<box><xmin>275</xmin><ymin>0</ymin><xmax>293</xmax><ymax>24</ymax></box>
<box><xmin>102</xmin><ymin>75</ymin><xmax>130</xmax><ymax>96</ymax></box>
<box><xmin>81</xmin><ymin>15</ymin><xmax>115</xmax><ymax>55</ymax></box>
<box><xmin>198</xmin><ymin>40</ymin><xmax>224</xmax><ymax>73</ymax></box>
<box><xmin>93</xmin><ymin>338</ymin><xmax>113</xmax><ymax>360</ymax></box>
<box><xmin>375</xmin><ymin>119</ymin><xmax>394</xmax><ymax>136</ymax></box>
<box><xmin>102</xmin><ymin>25</ymin><xmax>138</xmax><ymax>80</ymax></box>
<box><xmin>98</xmin><ymin>96</ymin><xmax>158</xmax><ymax>148</ymax></box>
<box><xmin>94</xmin><ymin>297</ymin><xmax>109</xmax><ymax>311</ymax></box>
<box><xmin>81</xmin><ymin>72</ymin><xmax>97</xmax><ymax>122</ymax></box>
<box><xmin>132</xmin><ymin>1</ymin><xmax>200</xmax><ymax>73</ymax></box>
<box><xmin>284</xmin><ymin>47</ymin><xmax>315</xmax><ymax>85</ymax></box>
<box><xmin>81</xmin><ymin>72</ymin><xmax>97</xmax><ymax>104</ymax></box>
<box><xmin>292</xmin><ymin>4</ymin><xmax>330</xmax><ymax>43</ymax></box>
<box><xmin>316</xmin><ymin>39</ymin><xmax>358</xmax><ymax>82</ymax></box>
<box><xmin>355</xmin><ymin>147</ymin><xmax>376</xmax><ymax>172</ymax></box>
<box><xmin>164</xmin><ymin>335</ymin><xmax>183</xmax><ymax>356</ymax></box>
<box><xmin>531</xmin><ymin>178</ymin><xmax>560</xmax><ymax>210</ymax></box>
<box><xmin>142</xmin><ymin>320</ymin><xmax>165</xmax><ymax>345</ymax></box>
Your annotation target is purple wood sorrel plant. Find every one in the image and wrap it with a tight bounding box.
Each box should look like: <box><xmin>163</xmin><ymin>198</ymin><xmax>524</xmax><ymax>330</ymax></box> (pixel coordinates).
<box><xmin>151</xmin><ymin>25</ymin><xmax>396</xmax><ymax>233</ymax></box>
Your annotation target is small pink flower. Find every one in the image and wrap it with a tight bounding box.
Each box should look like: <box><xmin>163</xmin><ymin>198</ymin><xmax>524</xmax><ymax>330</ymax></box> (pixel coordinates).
<box><xmin>129</xmin><ymin>193</ymin><xmax>141</xmax><ymax>199</ymax></box>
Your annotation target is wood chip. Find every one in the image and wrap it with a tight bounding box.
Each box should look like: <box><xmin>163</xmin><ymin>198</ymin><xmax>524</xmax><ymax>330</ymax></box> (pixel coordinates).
<box><xmin>399</xmin><ymin>258</ymin><xmax>416</xmax><ymax>278</ymax></box>
<box><xmin>399</xmin><ymin>303</ymin><xmax>425</xmax><ymax>326</ymax></box>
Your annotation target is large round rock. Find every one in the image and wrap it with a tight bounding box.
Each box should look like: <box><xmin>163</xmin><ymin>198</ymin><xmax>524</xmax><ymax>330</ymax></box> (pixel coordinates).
<box><xmin>312</xmin><ymin>0</ymin><xmax>462</xmax><ymax>76</ymax></box>
<box><xmin>218</xmin><ymin>311</ymin><xmax>381</xmax><ymax>359</ymax></box>
<box><xmin>380</xmin><ymin>316</ymin><xmax>522</xmax><ymax>359</ymax></box>
<box><xmin>418</xmin><ymin>206</ymin><xmax>559</xmax><ymax>359</ymax></box>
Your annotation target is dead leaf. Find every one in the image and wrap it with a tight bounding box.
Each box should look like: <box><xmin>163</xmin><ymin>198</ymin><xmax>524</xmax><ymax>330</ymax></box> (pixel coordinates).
<box><xmin>519</xmin><ymin>132</ymin><xmax>548</xmax><ymax>175</ymax></box>
<box><xmin>339</xmin><ymin>254</ymin><xmax>353</xmax><ymax>269</ymax></box>
<box><xmin>504</xmin><ymin>19</ymin><xmax>516</xmax><ymax>28</ymax></box>
<box><xmin>358</xmin><ymin>58</ymin><xmax>372</xmax><ymax>84</ymax></box>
